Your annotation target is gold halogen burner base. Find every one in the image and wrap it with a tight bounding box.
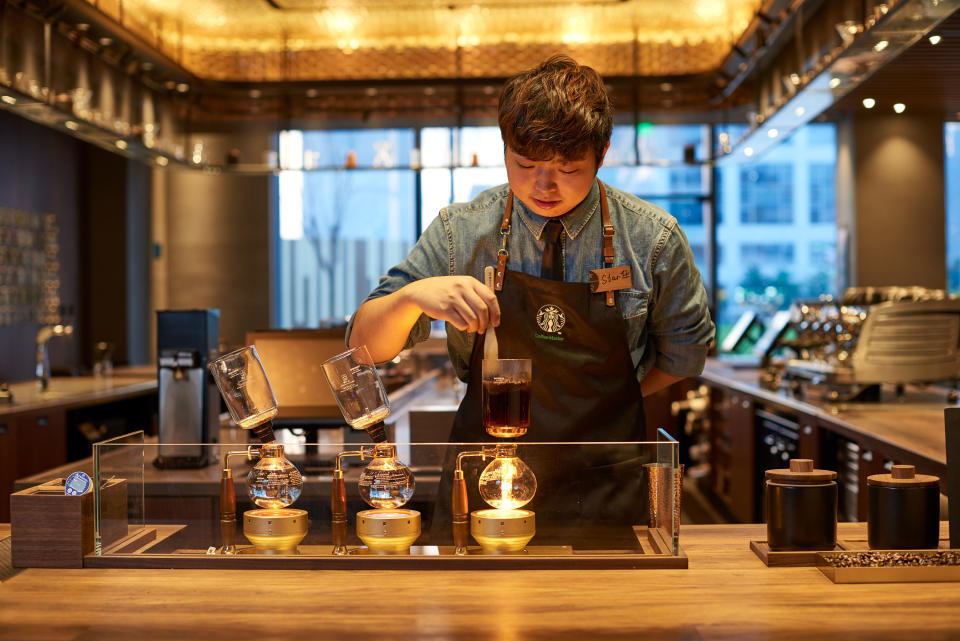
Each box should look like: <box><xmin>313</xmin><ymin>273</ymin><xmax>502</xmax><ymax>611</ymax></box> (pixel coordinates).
<box><xmin>243</xmin><ymin>508</ymin><xmax>308</xmax><ymax>555</ymax></box>
<box><xmin>357</xmin><ymin>508</ymin><xmax>421</xmax><ymax>554</ymax></box>
<box><xmin>471</xmin><ymin>509</ymin><xmax>535</xmax><ymax>553</ymax></box>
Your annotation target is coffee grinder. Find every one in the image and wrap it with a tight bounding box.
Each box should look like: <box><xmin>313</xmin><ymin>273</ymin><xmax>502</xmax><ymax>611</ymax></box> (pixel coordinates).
<box><xmin>155</xmin><ymin>309</ymin><xmax>220</xmax><ymax>468</ymax></box>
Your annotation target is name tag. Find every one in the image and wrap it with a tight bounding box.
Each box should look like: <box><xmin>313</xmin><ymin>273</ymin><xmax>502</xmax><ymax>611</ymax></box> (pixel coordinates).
<box><xmin>589</xmin><ymin>266</ymin><xmax>632</xmax><ymax>293</ymax></box>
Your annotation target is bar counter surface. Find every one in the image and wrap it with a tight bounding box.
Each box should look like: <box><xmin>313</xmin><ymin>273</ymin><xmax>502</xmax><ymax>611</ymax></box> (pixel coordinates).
<box><xmin>1</xmin><ymin>523</ymin><xmax>958</xmax><ymax>641</ymax></box>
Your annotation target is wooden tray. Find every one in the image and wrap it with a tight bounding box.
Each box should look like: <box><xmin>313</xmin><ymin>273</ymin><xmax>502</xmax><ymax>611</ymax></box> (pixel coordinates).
<box><xmin>751</xmin><ymin>538</ymin><xmax>953</xmax><ymax>568</ymax></box>
<box><xmin>85</xmin><ymin>525</ymin><xmax>687</xmax><ymax>570</ymax></box>
<box><xmin>817</xmin><ymin>550</ymin><xmax>960</xmax><ymax>584</ymax></box>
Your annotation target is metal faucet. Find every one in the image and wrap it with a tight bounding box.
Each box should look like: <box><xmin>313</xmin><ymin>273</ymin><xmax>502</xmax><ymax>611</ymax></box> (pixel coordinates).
<box><xmin>36</xmin><ymin>324</ymin><xmax>74</xmax><ymax>390</ymax></box>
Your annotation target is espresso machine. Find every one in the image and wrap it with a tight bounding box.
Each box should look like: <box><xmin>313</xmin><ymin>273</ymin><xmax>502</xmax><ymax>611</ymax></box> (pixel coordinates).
<box><xmin>155</xmin><ymin>310</ymin><xmax>220</xmax><ymax>468</ymax></box>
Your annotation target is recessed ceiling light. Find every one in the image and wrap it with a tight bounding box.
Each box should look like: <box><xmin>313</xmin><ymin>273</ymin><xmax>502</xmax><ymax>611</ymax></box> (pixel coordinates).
<box><xmin>829</xmin><ymin>77</ymin><xmax>841</xmax><ymax>89</ymax></box>
<box><xmin>176</xmin><ymin>83</ymin><xmax>189</xmax><ymax>93</ymax></box>
<box><xmin>364</xmin><ymin>87</ymin><xmax>378</xmax><ymax>97</ymax></box>
<box><xmin>862</xmin><ymin>98</ymin><xmax>876</xmax><ymax>109</ymax></box>
<box><xmin>99</xmin><ymin>37</ymin><xmax>113</xmax><ymax>47</ymax></box>
<box><xmin>0</xmin><ymin>95</ymin><xmax>15</xmax><ymax>105</ymax></box>
<box><xmin>873</xmin><ymin>40</ymin><xmax>889</xmax><ymax>52</ymax></box>
<box><xmin>743</xmin><ymin>147</ymin><xmax>754</xmax><ymax>157</ymax></box>
<box><xmin>64</xmin><ymin>120</ymin><xmax>79</xmax><ymax>130</ymax></box>
<box><xmin>156</xmin><ymin>156</ymin><xmax>169</xmax><ymax>166</ymax></box>
<box><xmin>249</xmin><ymin>89</ymin><xmax>262</xmax><ymax>99</ymax></box>
<box><xmin>659</xmin><ymin>82</ymin><xmax>673</xmax><ymax>92</ymax></box>
<box><xmin>929</xmin><ymin>35</ymin><xmax>942</xmax><ymax>45</ymax></box>
<box><xmin>767</xmin><ymin>128</ymin><xmax>778</xmax><ymax>138</ymax></box>
<box><xmin>115</xmin><ymin>140</ymin><xmax>128</xmax><ymax>150</ymax></box>
<box><xmin>893</xmin><ymin>103</ymin><xmax>906</xmax><ymax>114</ymax></box>
<box><xmin>305</xmin><ymin>88</ymin><xmax>319</xmax><ymax>98</ymax></box>
<box><xmin>794</xmin><ymin>106</ymin><xmax>805</xmax><ymax>117</ymax></box>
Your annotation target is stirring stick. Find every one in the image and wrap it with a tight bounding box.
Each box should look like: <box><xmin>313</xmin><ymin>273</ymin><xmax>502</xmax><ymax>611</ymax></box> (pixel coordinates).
<box><xmin>483</xmin><ymin>266</ymin><xmax>499</xmax><ymax>361</ymax></box>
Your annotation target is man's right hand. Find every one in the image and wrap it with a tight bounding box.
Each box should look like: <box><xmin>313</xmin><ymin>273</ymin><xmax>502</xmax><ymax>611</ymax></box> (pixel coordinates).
<box><xmin>401</xmin><ymin>276</ymin><xmax>501</xmax><ymax>335</ymax></box>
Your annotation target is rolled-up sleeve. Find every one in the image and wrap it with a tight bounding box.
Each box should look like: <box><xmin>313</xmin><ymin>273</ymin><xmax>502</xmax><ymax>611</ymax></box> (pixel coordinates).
<box><xmin>345</xmin><ymin>211</ymin><xmax>451</xmax><ymax>351</ymax></box>
<box><xmin>646</xmin><ymin>224</ymin><xmax>715</xmax><ymax>378</ymax></box>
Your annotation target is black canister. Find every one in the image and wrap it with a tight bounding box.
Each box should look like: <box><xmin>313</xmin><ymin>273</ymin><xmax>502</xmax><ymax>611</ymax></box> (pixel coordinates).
<box><xmin>868</xmin><ymin>465</ymin><xmax>940</xmax><ymax>550</ymax></box>
<box><xmin>766</xmin><ymin>458</ymin><xmax>838</xmax><ymax>551</ymax></box>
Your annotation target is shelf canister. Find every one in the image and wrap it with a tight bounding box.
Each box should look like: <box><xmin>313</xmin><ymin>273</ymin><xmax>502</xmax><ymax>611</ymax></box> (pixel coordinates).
<box><xmin>765</xmin><ymin>458</ymin><xmax>837</xmax><ymax>551</ymax></box>
<box><xmin>867</xmin><ymin>465</ymin><xmax>940</xmax><ymax>550</ymax></box>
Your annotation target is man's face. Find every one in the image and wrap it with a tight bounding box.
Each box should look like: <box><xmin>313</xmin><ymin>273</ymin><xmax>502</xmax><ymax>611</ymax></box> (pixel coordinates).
<box><xmin>504</xmin><ymin>144</ymin><xmax>608</xmax><ymax>218</ymax></box>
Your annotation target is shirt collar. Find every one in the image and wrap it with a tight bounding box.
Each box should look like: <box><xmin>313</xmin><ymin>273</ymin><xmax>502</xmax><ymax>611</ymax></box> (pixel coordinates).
<box><xmin>513</xmin><ymin>180</ymin><xmax>600</xmax><ymax>241</ymax></box>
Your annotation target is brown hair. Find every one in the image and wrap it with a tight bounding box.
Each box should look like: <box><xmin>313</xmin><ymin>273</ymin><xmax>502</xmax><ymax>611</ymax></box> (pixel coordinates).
<box><xmin>498</xmin><ymin>54</ymin><xmax>612</xmax><ymax>165</ymax></box>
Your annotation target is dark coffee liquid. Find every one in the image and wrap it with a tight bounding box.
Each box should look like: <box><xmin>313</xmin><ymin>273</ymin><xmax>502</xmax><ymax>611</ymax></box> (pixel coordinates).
<box><xmin>482</xmin><ymin>379</ymin><xmax>531</xmax><ymax>437</ymax></box>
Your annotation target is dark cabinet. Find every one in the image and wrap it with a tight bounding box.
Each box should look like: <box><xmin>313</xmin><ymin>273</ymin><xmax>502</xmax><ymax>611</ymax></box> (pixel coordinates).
<box><xmin>708</xmin><ymin>389</ymin><xmax>755</xmax><ymax>523</ymax></box>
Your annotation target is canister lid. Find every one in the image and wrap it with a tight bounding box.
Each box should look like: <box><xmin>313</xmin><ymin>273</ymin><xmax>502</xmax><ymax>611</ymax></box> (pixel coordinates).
<box><xmin>867</xmin><ymin>465</ymin><xmax>939</xmax><ymax>488</ymax></box>
<box><xmin>765</xmin><ymin>458</ymin><xmax>837</xmax><ymax>483</ymax></box>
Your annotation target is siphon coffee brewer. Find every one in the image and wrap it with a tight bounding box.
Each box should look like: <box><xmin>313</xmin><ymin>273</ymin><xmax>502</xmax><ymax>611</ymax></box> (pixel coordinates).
<box><xmin>765</xmin><ymin>458</ymin><xmax>837</xmax><ymax>551</ymax></box>
<box><xmin>867</xmin><ymin>465</ymin><xmax>940</xmax><ymax>550</ymax></box>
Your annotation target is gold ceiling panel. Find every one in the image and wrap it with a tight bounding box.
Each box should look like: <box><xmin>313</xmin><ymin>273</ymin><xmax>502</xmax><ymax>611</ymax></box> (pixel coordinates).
<box><xmin>83</xmin><ymin>0</ymin><xmax>763</xmax><ymax>81</ymax></box>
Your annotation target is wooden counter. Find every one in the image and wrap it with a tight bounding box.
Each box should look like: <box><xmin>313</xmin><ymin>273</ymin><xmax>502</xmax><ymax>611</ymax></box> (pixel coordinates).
<box><xmin>0</xmin><ymin>370</ymin><xmax>157</xmax><ymax>417</ymax></box>
<box><xmin>1</xmin><ymin>522</ymin><xmax>958</xmax><ymax>641</ymax></box>
<box><xmin>697</xmin><ymin>358</ymin><xmax>952</xmax><ymax>523</ymax></box>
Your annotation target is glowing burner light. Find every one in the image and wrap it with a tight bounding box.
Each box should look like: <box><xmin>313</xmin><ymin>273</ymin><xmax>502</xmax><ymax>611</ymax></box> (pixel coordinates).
<box><xmin>359</xmin><ymin>443</ymin><xmax>415</xmax><ymax>508</ymax></box>
<box><xmin>454</xmin><ymin>443</ymin><xmax>537</xmax><ymax>554</ymax></box>
<box><xmin>478</xmin><ymin>443</ymin><xmax>536</xmax><ymax>510</ymax></box>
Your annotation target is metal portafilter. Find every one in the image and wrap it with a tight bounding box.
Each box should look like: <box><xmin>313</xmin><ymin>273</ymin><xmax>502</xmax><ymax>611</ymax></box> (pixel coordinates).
<box><xmin>322</xmin><ymin>345</ymin><xmax>391</xmax><ymax>443</ymax></box>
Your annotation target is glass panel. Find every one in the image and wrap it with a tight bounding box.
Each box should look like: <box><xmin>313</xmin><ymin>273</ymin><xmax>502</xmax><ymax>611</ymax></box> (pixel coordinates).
<box><xmin>637</xmin><ymin>123</ymin><xmax>709</xmax><ymax>166</ymax></box>
<box><xmin>714</xmin><ymin>122</ymin><xmax>838</xmax><ymax>344</ymax></box>
<box><xmin>276</xmin><ymin>168</ymin><xmax>416</xmax><ymax>327</ymax></box>
<box><xmin>452</xmin><ymin>167</ymin><xmax>508</xmax><ymax>203</ymax></box>
<box><xmin>947</xmin><ymin>122</ymin><xmax>960</xmax><ymax>294</ymax></box>
<box><xmin>300</xmin><ymin>129</ymin><xmax>416</xmax><ymax>169</ymax></box>
<box><xmin>93</xmin><ymin>431</ymin><xmax>145</xmax><ymax>555</ymax></box>
<box><xmin>93</xmin><ymin>439</ymin><xmax>680</xmax><ymax>560</ymax></box>
<box><xmin>457</xmin><ymin>126</ymin><xmax>504</xmax><ymax>167</ymax></box>
<box><xmin>598</xmin><ymin>165</ymin><xmax>708</xmax><ymax>197</ymax></box>
<box><xmin>421</xmin><ymin>127</ymin><xmax>452</xmax><ymax>168</ymax></box>
<box><xmin>421</xmin><ymin>167</ymin><xmax>452</xmax><ymax>231</ymax></box>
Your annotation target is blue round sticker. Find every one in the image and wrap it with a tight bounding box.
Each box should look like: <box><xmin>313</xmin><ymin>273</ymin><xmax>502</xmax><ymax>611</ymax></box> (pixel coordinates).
<box><xmin>65</xmin><ymin>471</ymin><xmax>91</xmax><ymax>496</ymax></box>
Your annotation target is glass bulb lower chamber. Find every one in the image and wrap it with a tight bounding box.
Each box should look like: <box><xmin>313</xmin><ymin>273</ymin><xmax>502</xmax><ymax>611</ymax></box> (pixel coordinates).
<box><xmin>472</xmin><ymin>444</ymin><xmax>537</xmax><ymax>552</ymax></box>
<box><xmin>357</xmin><ymin>444</ymin><xmax>420</xmax><ymax>553</ymax></box>
<box><xmin>247</xmin><ymin>443</ymin><xmax>303</xmax><ymax>508</ymax></box>
<box><xmin>243</xmin><ymin>443</ymin><xmax>307</xmax><ymax>554</ymax></box>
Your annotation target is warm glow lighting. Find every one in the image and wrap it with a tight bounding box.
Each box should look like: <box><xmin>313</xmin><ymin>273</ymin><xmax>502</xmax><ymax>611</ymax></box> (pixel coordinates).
<box><xmin>743</xmin><ymin>147</ymin><xmax>754</xmax><ymax>157</ymax></box>
<box><xmin>873</xmin><ymin>40</ymin><xmax>889</xmax><ymax>52</ymax></box>
<box><xmin>893</xmin><ymin>103</ymin><xmax>906</xmax><ymax>114</ymax></box>
<box><xmin>794</xmin><ymin>106</ymin><xmax>805</xmax><ymax>117</ymax></box>
<box><xmin>156</xmin><ymin>156</ymin><xmax>169</xmax><ymax>166</ymax></box>
<box><xmin>767</xmin><ymin>128</ymin><xmax>778</xmax><ymax>138</ymax></box>
<box><xmin>64</xmin><ymin>121</ymin><xmax>79</xmax><ymax>130</ymax></box>
<box><xmin>115</xmin><ymin>140</ymin><xmax>128</xmax><ymax>150</ymax></box>
<box><xmin>928</xmin><ymin>35</ymin><xmax>941</xmax><ymax>45</ymax></box>
<box><xmin>0</xmin><ymin>95</ymin><xmax>15</xmax><ymax>105</ymax></box>
<box><xmin>862</xmin><ymin>98</ymin><xmax>876</xmax><ymax>109</ymax></box>
<box><xmin>829</xmin><ymin>77</ymin><xmax>841</xmax><ymax>89</ymax></box>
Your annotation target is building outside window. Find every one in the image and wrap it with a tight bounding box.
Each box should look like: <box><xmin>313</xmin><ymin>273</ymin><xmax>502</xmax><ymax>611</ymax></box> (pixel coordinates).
<box><xmin>946</xmin><ymin>122</ymin><xmax>960</xmax><ymax>294</ymax></box>
<box><xmin>714</xmin><ymin>123</ymin><xmax>838</xmax><ymax>341</ymax></box>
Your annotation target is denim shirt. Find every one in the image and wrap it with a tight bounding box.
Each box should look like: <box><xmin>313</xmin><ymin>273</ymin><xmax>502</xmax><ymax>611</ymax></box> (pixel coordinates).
<box><xmin>348</xmin><ymin>181</ymin><xmax>715</xmax><ymax>383</ymax></box>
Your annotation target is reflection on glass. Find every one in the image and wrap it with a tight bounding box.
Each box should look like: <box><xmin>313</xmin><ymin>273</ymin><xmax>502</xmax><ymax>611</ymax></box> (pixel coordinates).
<box><xmin>321</xmin><ymin>345</ymin><xmax>391</xmax><ymax>431</ymax></box>
<box><xmin>208</xmin><ymin>346</ymin><xmax>278</xmax><ymax>430</ymax></box>
<box><xmin>478</xmin><ymin>444</ymin><xmax>537</xmax><ymax>510</ymax></box>
<box><xmin>247</xmin><ymin>443</ymin><xmax>303</xmax><ymax>509</ymax></box>
<box><xmin>482</xmin><ymin>358</ymin><xmax>531</xmax><ymax>438</ymax></box>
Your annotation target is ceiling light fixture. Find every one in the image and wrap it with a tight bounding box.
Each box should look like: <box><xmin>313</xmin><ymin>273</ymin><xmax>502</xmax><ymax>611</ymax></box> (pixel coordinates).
<box><xmin>767</xmin><ymin>128</ymin><xmax>778</xmax><ymax>138</ymax></box>
<box><xmin>0</xmin><ymin>95</ymin><xmax>15</xmax><ymax>105</ymax></box>
<box><xmin>794</xmin><ymin>106</ymin><xmax>805</xmax><ymax>117</ymax></box>
<box><xmin>893</xmin><ymin>103</ymin><xmax>906</xmax><ymax>114</ymax></box>
<box><xmin>115</xmin><ymin>140</ymin><xmax>128</xmax><ymax>150</ymax></box>
<box><xmin>873</xmin><ymin>40</ymin><xmax>889</xmax><ymax>52</ymax></box>
<box><xmin>156</xmin><ymin>156</ymin><xmax>169</xmax><ymax>166</ymax></box>
<box><xmin>743</xmin><ymin>147</ymin><xmax>754</xmax><ymax>157</ymax></box>
<box><xmin>64</xmin><ymin>120</ymin><xmax>79</xmax><ymax>130</ymax></box>
<box><xmin>862</xmin><ymin>98</ymin><xmax>876</xmax><ymax>109</ymax></box>
<box><xmin>828</xmin><ymin>77</ymin><xmax>841</xmax><ymax>89</ymax></box>
<box><xmin>929</xmin><ymin>34</ymin><xmax>941</xmax><ymax>45</ymax></box>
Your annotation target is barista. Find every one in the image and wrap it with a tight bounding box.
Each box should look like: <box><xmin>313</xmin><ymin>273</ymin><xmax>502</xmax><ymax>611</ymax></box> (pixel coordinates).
<box><xmin>347</xmin><ymin>55</ymin><xmax>714</xmax><ymax>538</ymax></box>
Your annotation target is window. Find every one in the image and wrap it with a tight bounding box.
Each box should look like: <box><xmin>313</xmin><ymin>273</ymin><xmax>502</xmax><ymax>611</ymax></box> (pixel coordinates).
<box><xmin>739</xmin><ymin>165</ymin><xmax>793</xmax><ymax>223</ymax></box>
<box><xmin>809</xmin><ymin>163</ymin><xmax>836</xmax><ymax>223</ymax></box>
<box><xmin>276</xmin><ymin>130</ymin><xmax>417</xmax><ymax>327</ymax></box>
<box><xmin>947</xmin><ymin>123</ymin><xmax>960</xmax><ymax>293</ymax></box>
<box><xmin>715</xmin><ymin>122</ymin><xmax>838</xmax><ymax>339</ymax></box>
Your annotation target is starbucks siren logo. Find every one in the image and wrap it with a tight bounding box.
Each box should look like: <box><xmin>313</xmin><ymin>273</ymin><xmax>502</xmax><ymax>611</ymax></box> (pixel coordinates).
<box><xmin>536</xmin><ymin>304</ymin><xmax>566</xmax><ymax>333</ymax></box>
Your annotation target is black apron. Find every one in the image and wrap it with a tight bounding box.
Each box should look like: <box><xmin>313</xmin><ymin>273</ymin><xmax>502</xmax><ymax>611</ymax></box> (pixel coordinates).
<box><xmin>432</xmin><ymin>181</ymin><xmax>650</xmax><ymax>548</ymax></box>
